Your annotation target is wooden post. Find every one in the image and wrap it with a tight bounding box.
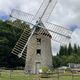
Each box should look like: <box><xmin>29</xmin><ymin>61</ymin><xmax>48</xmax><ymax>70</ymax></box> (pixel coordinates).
<box><xmin>57</xmin><ymin>69</ymin><xmax>59</xmax><ymax>80</ymax></box>
<box><xmin>0</xmin><ymin>69</ymin><xmax>2</xmax><ymax>77</ymax></box>
<box><xmin>10</xmin><ymin>70</ymin><xmax>13</xmax><ymax>79</ymax></box>
<box><xmin>71</xmin><ymin>71</ymin><xmax>74</xmax><ymax>80</ymax></box>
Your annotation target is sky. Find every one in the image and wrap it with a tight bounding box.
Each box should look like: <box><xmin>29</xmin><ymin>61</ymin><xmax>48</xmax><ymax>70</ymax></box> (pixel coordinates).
<box><xmin>0</xmin><ymin>0</ymin><xmax>80</xmax><ymax>55</ymax></box>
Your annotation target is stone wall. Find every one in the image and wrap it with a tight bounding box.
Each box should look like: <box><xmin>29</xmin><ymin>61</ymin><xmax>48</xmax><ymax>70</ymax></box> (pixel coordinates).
<box><xmin>25</xmin><ymin>33</ymin><xmax>52</xmax><ymax>74</ymax></box>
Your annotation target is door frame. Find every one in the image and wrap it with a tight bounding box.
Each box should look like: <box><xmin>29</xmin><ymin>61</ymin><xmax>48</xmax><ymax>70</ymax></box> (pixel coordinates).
<box><xmin>35</xmin><ymin>62</ymin><xmax>41</xmax><ymax>74</ymax></box>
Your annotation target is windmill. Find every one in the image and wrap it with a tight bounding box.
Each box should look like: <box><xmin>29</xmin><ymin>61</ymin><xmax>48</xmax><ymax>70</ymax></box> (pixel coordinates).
<box><xmin>8</xmin><ymin>0</ymin><xmax>72</xmax><ymax>74</ymax></box>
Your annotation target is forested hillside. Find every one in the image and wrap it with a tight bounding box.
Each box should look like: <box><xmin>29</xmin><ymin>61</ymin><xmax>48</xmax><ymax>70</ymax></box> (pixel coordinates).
<box><xmin>53</xmin><ymin>43</ymin><xmax>80</xmax><ymax>68</ymax></box>
<box><xmin>0</xmin><ymin>20</ymin><xmax>30</xmax><ymax>68</ymax></box>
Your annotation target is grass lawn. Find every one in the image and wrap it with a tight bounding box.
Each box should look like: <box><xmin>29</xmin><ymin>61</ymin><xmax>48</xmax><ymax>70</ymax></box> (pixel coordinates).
<box><xmin>0</xmin><ymin>70</ymin><xmax>80</xmax><ymax>80</ymax></box>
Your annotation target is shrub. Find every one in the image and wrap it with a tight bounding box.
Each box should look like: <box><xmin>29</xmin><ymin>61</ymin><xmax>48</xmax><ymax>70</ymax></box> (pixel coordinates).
<box><xmin>41</xmin><ymin>66</ymin><xmax>49</xmax><ymax>73</ymax></box>
<box><xmin>40</xmin><ymin>66</ymin><xmax>50</xmax><ymax>78</ymax></box>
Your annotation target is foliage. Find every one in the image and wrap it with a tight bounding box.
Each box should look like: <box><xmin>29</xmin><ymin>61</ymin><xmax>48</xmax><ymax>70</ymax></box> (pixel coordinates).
<box><xmin>0</xmin><ymin>20</ymin><xmax>30</xmax><ymax>68</ymax></box>
<box><xmin>41</xmin><ymin>66</ymin><xmax>49</xmax><ymax>73</ymax></box>
<box><xmin>40</xmin><ymin>66</ymin><xmax>50</xmax><ymax>78</ymax></box>
<box><xmin>53</xmin><ymin>43</ymin><xmax>80</xmax><ymax>68</ymax></box>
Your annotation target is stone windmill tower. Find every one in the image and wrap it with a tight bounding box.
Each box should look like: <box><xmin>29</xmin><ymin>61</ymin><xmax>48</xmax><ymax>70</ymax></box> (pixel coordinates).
<box><xmin>8</xmin><ymin>0</ymin><xmax>73</xmax><ymax>74</ymax></box>
<box><xmin>25</xmin><ymin>26</ymin><xmax>52</xmax><ymax>74</ymax></box>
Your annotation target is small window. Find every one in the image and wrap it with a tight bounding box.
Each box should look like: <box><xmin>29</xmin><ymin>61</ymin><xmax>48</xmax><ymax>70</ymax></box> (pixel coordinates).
<box><xmin>37</xmin><ymin>38</ymin><xmax>41</xmax><ymax>45</ymax></box>
<box><xmin>36</xmin><ymin>49</ymin><xmax>41</xmax><ymax>55</ymax></box>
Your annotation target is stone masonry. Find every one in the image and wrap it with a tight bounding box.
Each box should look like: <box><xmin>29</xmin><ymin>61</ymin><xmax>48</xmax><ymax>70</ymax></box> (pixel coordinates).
<box><xmin>25</xmin><ymin>27</ymin><xmax>52</xmax><ymax>74</ymax></box>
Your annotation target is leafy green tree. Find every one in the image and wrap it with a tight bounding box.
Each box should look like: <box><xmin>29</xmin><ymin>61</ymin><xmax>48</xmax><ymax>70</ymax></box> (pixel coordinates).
<box><xmin>52</xmin><ymin>56</ymin><xmax>62</xmax><ymax>68</ymax></box>
<box><xmin>0</xmin><ymin>20</ymin><xmax>30</xmax><ymax>68</ymax></box>
<box><xmin>60</xmin><ymin>55</ymin><xmax>67</xmax><ymax>66</ymax></box>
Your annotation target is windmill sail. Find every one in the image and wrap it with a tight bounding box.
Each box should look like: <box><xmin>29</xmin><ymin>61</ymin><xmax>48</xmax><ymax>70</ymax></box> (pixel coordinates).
<box><xmin>8</xmin><ymin>19</ymin><xmax>28</xmax><ymax>30</ymax></box>
<box><xmin>37</xmin><ymin>22</ymin><xmax>72</xmax><ymax>44</ymax></box>
<box><xmin>37</xmin><ymin>28</ymin><xmax>70</xmax><ymax>44</ymax></box>
<box><xmin>12</xmin><ymin>28</ymin><xmax>31</xmax><ymax>59</ymax></box>
<box><xmin>9</xmin><ymin>9</ymin><xmax>34</xmax><ymax>24</ymax></box>
<box><xmin>49</xmin><ymin>32</ymin><xmax>71</xmax><ymax>44</ymax></box>
<box><xmin>18</xmin><ymin>27</ymin><xmax>36</xmax><ymax>58</ymax></box>
<box><xmin>43</xmin><ymin>22</ymin><xmax>72</xmax><ymax>37</ymax></box>
<box><xmin>34</xmin><ymin>0</ymin><xmax>57</xmax><ymax>22</ymax></box>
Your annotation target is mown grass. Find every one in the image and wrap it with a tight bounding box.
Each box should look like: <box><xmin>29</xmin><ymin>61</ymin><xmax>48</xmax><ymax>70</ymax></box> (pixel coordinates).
<box><xmin>0</xmin><ymin>70</ymin><xmax>80</xmax><ymax>80</ymax></box>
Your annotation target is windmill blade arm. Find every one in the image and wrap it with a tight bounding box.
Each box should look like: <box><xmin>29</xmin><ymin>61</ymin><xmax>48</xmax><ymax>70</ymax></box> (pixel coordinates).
<box><xmin>37</xmin><ymin>22</ymin><xmax>72</xmax><ymax>44</ymax></box>
<box><xmin>39</xmin><ymin>25</ymin><xmax>71</xmax><ymax>39</ymax></box>
<box><xmin>18</xmin><ymin>27</ymin><xmax>36</xmax><ymax>58</ymax></box>
<box><xmin>34</xmin><ymin>0</ymin><xmax>57</xmax><ymax>22</ymax></box>
<box><xmin>9</xmin><ymin>9</ymin><xmax>34</xmax><ymax>24</ymax></box>
<box><xmin>11</xmin><ymin>28</ymin><xmax>31</xmax><ymax>59</ymax></box>
<box><xmin>50</xmin><ymin>32</ymin><xmax>71</xmax><ymax>44</ymax></box>
<box><xmin>34</xmin><ymin>0</ymin><xmax>49</xmax><ymax>20</ymax></box>
<box><xmin>37</xmin><ymin>26</ymin><xmax>71</xmax><ymax>44</ymax></box>
<box><xmin>42</xmin><ymin>22</ymin><xmax>72</xmax><ymax>38</ymax></box>
<box><xmin>41</xmin><ymin>0</ymin><xmax>57</xmax><ymax>22</ymax></box>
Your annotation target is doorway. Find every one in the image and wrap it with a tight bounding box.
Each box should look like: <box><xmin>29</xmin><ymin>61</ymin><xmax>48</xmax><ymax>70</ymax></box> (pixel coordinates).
<box><xmin>35</xmin><ymin>62</ymin><xmax>41</xmax><ymax>74</ymax></box>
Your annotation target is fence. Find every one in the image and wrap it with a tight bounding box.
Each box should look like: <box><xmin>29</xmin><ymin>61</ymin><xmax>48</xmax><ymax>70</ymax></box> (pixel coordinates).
<box><xmin>0</xmin><ymin>70</ymin><xmax>80</xmax><ymax>80</ymax></box>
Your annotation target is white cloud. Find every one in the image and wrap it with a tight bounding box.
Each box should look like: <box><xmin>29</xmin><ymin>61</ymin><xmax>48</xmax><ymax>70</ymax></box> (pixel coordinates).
<box><xmin>71</xmin><ymin>28</ymin><xmax>80</xmax><ymax>46</ymax></box>
<box><xmin>0</xmin><ymin>0</ymin><xmax>17</xmax><ymax>14</ymax></box>
<box><xmin>0</xmin><ymin>0</ymin><xmax>43</xmax><ymax>15</ymax></box>
<box><xmin>51</xmin><ymin>41</ymin><xmax>60</xmax><ymax>56</ymax></box>
<box><xmin>49</xmin><ymin>0</ymin><xmax>80</xmax><ymax>27</ymax></box>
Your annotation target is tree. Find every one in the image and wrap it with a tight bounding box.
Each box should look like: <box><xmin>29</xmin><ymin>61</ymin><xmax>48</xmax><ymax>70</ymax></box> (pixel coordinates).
<box><xmin>67</xmin><ymin>43</ymin><xmax>73</xmax><ymax>55</ymax></box>
<box><xmin>59</xmin><ymin>46</ymin><xmax>65</xmax><ymax>56</ymax></box>
<box><xmin>77</xmin><ymin>46</ymin><xmax>80</xmax><ymax>55</ymax></box>
<box><xmin>0</xmin><ymin>20</ymin><xmax>31</xmax><ymax>68</ymax></box>
<box><xmin>64</xmin><ymin>45</ymin><xmax>68</xmax><ymax>56</ymax></box>
<box><xmin>52</xmin><ymin>43</ymin><xmax>80</xmax><ymax>68</ymax></box>
<box><xmin>52</xmin><ymin>56</ymin><xmax>62</xmax><ymax>68</ymax></box>
<box><xmin>60</xmin><ymin>55</ymin><xmax>67</xmax><ymax>66</ymax></box>
<box><xmin>73</xmin><ymin>44</ymin><xmax>78</xmax><ymax>54</ymax></box>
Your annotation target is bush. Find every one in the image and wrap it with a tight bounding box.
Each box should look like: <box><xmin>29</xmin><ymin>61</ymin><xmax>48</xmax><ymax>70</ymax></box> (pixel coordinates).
<box><xmin>40</xmin><ymin>66</ymin><xmax>50</xmax><ymax>78</ymax></box>
<box><xmin>41</xmin><ymin>66</ymin><xmax>49</xmax><ymax>73</ymax></box>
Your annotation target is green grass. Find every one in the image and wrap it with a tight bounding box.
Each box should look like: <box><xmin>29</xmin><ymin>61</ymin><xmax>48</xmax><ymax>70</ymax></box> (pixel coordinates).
<box><xmin>0</xmin><ymin>70</ymin><xmax>34</xmax><ymax>80</ymax></box>
<box><xmin>0</xmin><ymin>70</ymin><xmax>80</xmax><ymax>80</ymax></box>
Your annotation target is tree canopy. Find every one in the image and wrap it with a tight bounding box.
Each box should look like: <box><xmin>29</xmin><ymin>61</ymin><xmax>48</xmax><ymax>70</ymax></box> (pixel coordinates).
<box><xmin>53</xmin><ymin>43</ymin><xmax>80</xmax><ymax>68</ymax></box>
<box><xmin>0</xmin><ymin>20</ymin><xmax>30</xmax><ymax>68</ymax></box>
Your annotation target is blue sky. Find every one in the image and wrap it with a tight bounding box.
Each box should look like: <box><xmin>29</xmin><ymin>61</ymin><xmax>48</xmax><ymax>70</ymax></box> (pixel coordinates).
<box><xmin>0</xmin><ymin>12</ymin><xmax>8</xmax><ymax>20</ymax></box>
<box><xmin>0</xmin><ymin>0</ymin><xmax>80</xmax><ymax>55</ymax></box>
